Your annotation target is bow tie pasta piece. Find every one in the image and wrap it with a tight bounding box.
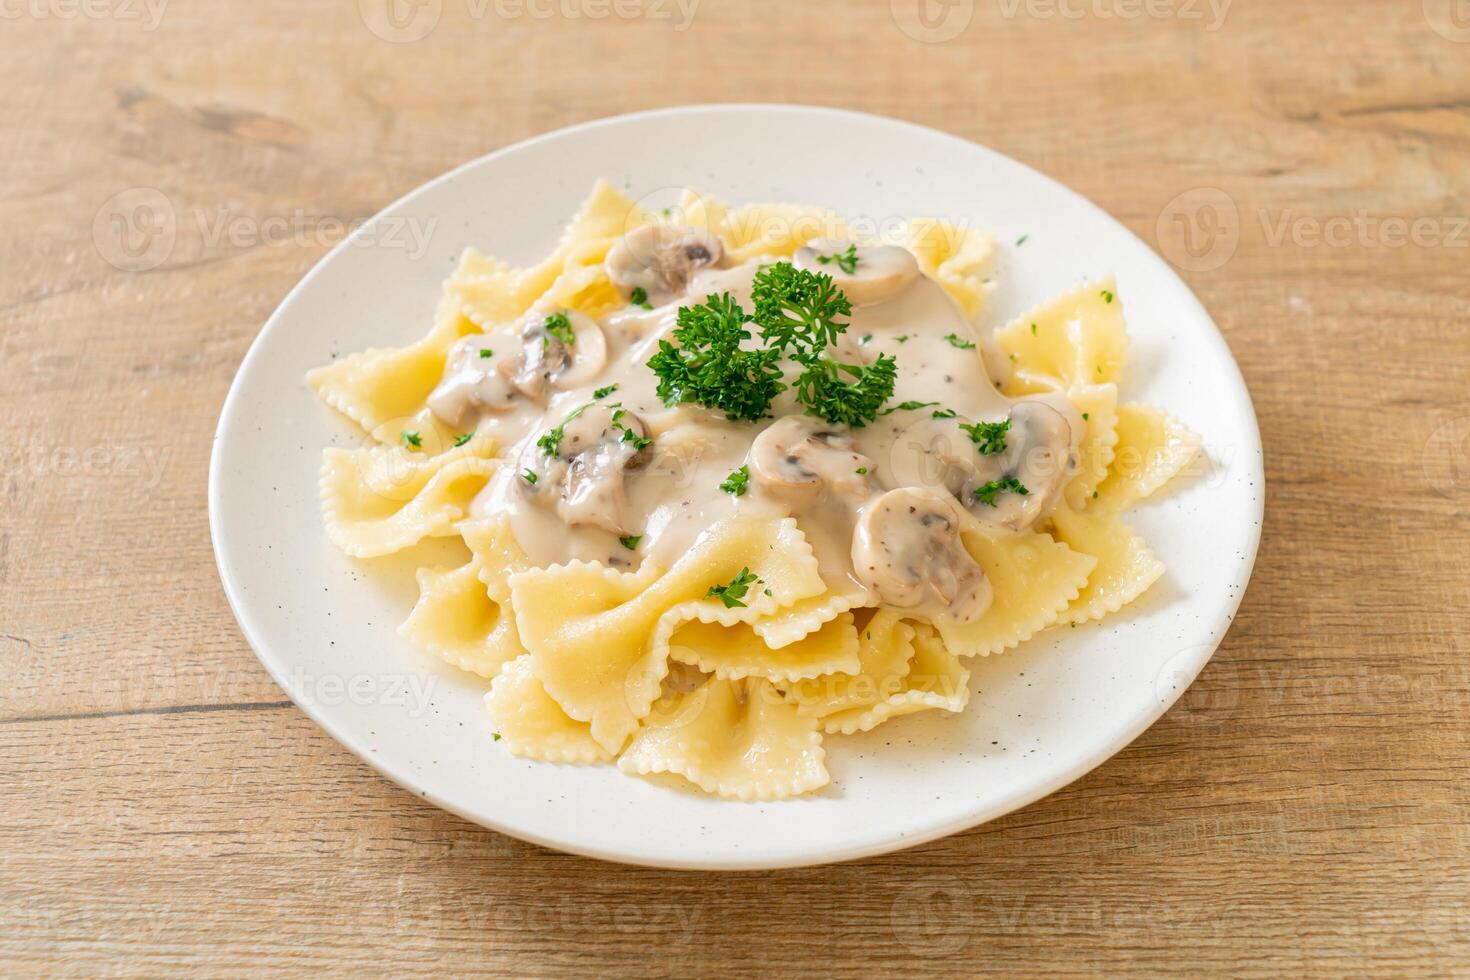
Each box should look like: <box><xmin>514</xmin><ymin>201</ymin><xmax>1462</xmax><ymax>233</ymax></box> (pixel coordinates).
<box><xmin>674</xmin><ymin>187</ymin><xmax>730</xmax><ymax>238</ymax></box>
<box><xmin>890</xmin><ymin>218</ymin><xmax>996</xmax><ymax>320</ymax></box>
<box><xmin>307</xmin><ymin>294</ymin><xmax>482</xmax><ymax>438</ymax></box>
<box><xmin>319</xmin><ymin>438</ymin><xmax>497</xmax><ymax>558</ymax></box>
<box><xmin>994</xmin><ymin>277</ymin><xmax>1128</xmax><ymax>395</ymax></box>
<box><xmin>786</xmin><ymin>611</ymin><xmax>915</xmax><ymax>721</ymax></box>
<box><xmin>749</xmin><ymin>585</ymin><xmax>874</xmax><ymax>650</ymax></box>
<box><xmin>1047</xmin><ymin>505</ymin><xmax>1166</xmax><ymax>627</ymax></box>
<box><xmin>1092</xmin><ymin>404</ymin><xmax>1203</xmax><ymax>513</ymax></box>
<box><xmin>816</xmin><ymin>622</ymin><xmax>971</xmax><ymax>736</ymax></box>
<box><xmin>397</xmin><ymin>516</ymin><xmax>532</xmax><ymax>678</ymax></box>
<box><xmin>509</xmin><ymin>518</ymin><xmax>824</xmax><ymax>754</ymax></box>
<box><xmin>448</xmin><ymin>180</ymin><xmax>656</xmax><ymax>328</ymax></box>
<box><xmin>716</xmin><ymin>201</ymin><xmax>850</xmax><ymax>263</ymax></box>
<box><xmin>1063</xmin><ymin>383</ymin><xmax>1121</xmax><ymax>511</ymax></box>
<box><xmin>485</xmin><ymin>656</ymin><xmax>614</xmax><ymax>765</ymax></box>
<box><xmin>618</xmin><ymin>676</ymin><xmax>828</xmax><ymax>801</ymax></box>
<box><xmin>668</xmin><ymin>611</ymin><xmax>861</xmax><ymax>683</ymax></box>
<box><xmin>934</xmin><ymin>525</ymin><xmax>1096</xmax><ymax>658</ymax></box>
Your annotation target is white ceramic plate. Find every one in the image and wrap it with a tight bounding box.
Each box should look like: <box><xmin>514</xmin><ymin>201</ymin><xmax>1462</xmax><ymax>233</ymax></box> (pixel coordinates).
<box><xmin>210</xmin><ymin>105</ymin><xmax>1263</xmax><ymax>870</ymax></box>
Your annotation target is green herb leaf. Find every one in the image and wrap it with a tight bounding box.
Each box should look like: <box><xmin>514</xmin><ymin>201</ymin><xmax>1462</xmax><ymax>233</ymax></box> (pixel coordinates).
<box><xmin>816</xmin><ymin>243</ymin><xmax>860</xmax><ymax>275</ymax></box>
<box><xmin>1016</xmin><ymin>234</ymin><xmax>1029</xmax><ymax>246</ymax></box>
<box><xmin>492</xmin><ymin>732</ymin><xmax>502</xmax><ymax>741</ymax></box>
<box><xmin>401</xmin><ymin>431</ymin><xmax>422</xmax><ymax>449</ymax></box>
<box><xmin>479</xmin><ymin>348</ymin><xmax>494</xmax><ymax>358</ymax></box>
<box><xmin>943</xmin><ymin>333</ymin><xmax>977</xmax><ymax>350</ymax></box>
<box><xmin>931</xmin><ymin>408</ymin><xmax>958</xmax><ymax>419</ymax></box>
<box><xmin>619</xmin><ymin>535</ymin><xmax>642</xmax><ymax>550</ymax></box>
<box><xmin>881</xmin><ymin>400</ymin><xmax>940</xmax><ymax>416</ymax></box>
<box><xmin>522</xmin><ymin>469</ymin><xmax>538</xmax><ymax>484</ymax></box>
<box><xmin>1101</xmin><ymin>289</ymin><xmax>1114</xmax><ymax>304</ymax></box>
<box><xmin>972</xmin><ymin>475</ymin><xmax>1029</xmax><ymax>507</ymax></box>
<box><xmin>646</xmin><ymin>292</ymin><xmax>786</xmax><ymax>422</ymax></box>
<box><xmin>958</xmin><ymin>418</ymin><xmax>1010</xmax><ymax>455</ymax></box>
<box><xmin>536</xmin><ymin>402</ymin><xmax>592</xmax><ymax>457</ymax></box>
<box><xmin>544</xmin><ymin>312</ymin><xmax>575</xmax><ymax>346</ymax></box>
<box><xmin>453</xmin><ymin>432</ymin><xmax>474</xmax><ymax>447</ymax></box>
<box><xmin>706</xmin><ymin>567</ymin><xmax>761</xmax><ymax>608</ymax></box>
<box><xmin>593</xmin><ymin>384</ymin><xmax>619</xmax><ymax>399</ymax></box>
<box><xmin>629</xmin><ymin>286</ymin><xmax>652</xmax><ymax>310</ymax></box>
<box><xmin>720</xmin><ymin>465</ymin><xmax>750</xmax><ymax>496</ymax></box>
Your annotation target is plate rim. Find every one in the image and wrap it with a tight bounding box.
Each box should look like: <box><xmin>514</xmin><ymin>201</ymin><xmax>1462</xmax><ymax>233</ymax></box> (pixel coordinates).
<box><xmin>209</xmin><ymin>103</ymin><xmax>1265</xmax><ymax>870</ymax></box>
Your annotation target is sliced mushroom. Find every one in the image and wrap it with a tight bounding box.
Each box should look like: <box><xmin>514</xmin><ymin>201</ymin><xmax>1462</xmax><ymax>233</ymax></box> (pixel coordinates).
<box><xmin>961</xmin><ymin>397</ymin><xmax>1079</xmax><ymax>531</ymax></box>
<box><xmin>851</xmin><ymin>488</ymin><xmax>992</xmax><ymax>624</ymax></box>
<box><xmin>426</xmin><ymin>312</ymin><xmax>607</xmax><ymax>427</ymax></box>
<box><xmin>793</xmin><ymin>239</ymin><xmax>921</xmax><ymax>306</ymax></box>
<box><xmin>505</xmin><ymin>310</ymin><xmax>608</xmax><ymax>399</ymax></box>
<box><xmin>426</xmin><ymin>334</ymin><xmax>521</xmax><ymax>428</ymax></box>
<box><xmin>748</xmin><ymin>415</ymin><xmax>874</xmax><ymax>512</ymax></box>
<box><xmin>519</xmin><ymin>404</ymin><xmax>652</xmax><ymax>536</ymax></box>
<box><xmin>605</xmin><ymin>224</ymin><xmax>724</xmax><ymax>305</ymax></box>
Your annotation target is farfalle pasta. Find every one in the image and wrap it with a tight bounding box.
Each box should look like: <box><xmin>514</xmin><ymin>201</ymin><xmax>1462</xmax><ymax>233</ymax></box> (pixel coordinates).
<box><xmin>309</xmin><ymin>181</ymin><xmax>1200</xmax><ymax>800</ymax></box>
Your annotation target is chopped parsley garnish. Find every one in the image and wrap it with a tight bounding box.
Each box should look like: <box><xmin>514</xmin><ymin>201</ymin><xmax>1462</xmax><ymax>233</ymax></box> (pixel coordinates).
<box><xmin>453</xmin><ymin>432</ymin><xmax>475</xmax><ymax>447</ymax></box>
<box><xmin>896</xmin><ymin>335</ymin><xmax>909</xmax><ymax>343</ymax></box>
<box><xmin>706</xmin><ymin>567</ymin><xmax>761</xmax><ymax>608</ymax></box>
<box><xmin>972</xmin><ymin>476</ymin><xmax>1029</xmax><ymax>507</ymax></box>
<box><xmin>816</xmin><ymin>243</ymin><xmax>860</xmax><ymax>274</ymax></box>
<box><xmin>619</xmin><ymin>535</ymin><xmax>642</xmax><ymax>550</ymax></box>
<box><xmin>492</xmin><ymin>732</ymin><xmax>502</xmax><ymax>741</ymax></box>
<box><xmin>521</xmin><ymin>469</ymin><xmax>538</xmax><ymax>484</ymax></box>
<box><xmin>593</xmin><ymin>384</ymin><xmax>619</xmax><ymax>399</ymax></box>
<box><xmin>1082</xmin><ymin>412</ymin><xmax>1090</xmax><ymax>421</ymax></box>
<box><xmin>1016</xmin><ymin>234</ymin><xmax>1029</xmax><ymax>246</ymax></box>
<box><xmin>629</xmin><ymin>286</ymin><xmax>652</xmax><ymax>310</ymax></box>
<box><xmin>861</xmin><ymin>334</ymin><xmax>873</xmax><ymax>344</ymax></box>
<box><xmin>943</xmin><ymin>333</ymin><xmax>976</xmax><ymax>350</ymax></box>
<box><xmin>720</xmin><ymin>465</ymin><xmax>750</xmax><ymax>496</ymax></box>
<box><xmin>646</xmin><ymin>263</ymin><xmax>895</xmax><ymax>427</ymax></box>
<box><xmin>646</xmin><ymin>292</ymin><xmax>785</xmax><ymax>422</ymax></box>
<box><xmin>931</xmin><ymin>408</ymin><xmax>958</xmax><ymax>419</ymax></box>
<box><xmin>856</xmin><ymin>466</ymin><xmax>868</xmax><ymax>475</ymax></box>
<box><xmin>536</xmin><ymin>402</ymin><xmax>592</xmax><ymax>457</ymax></box>
<box><xmin>618</xmin><ymin>425</ymin><xmax>652</xmax><ymax>451</ymax></box>
<box><xmin>544</xmin><ymin>312</ymin><xmax>575</xmax><ymax>347</ymax></box>
<box><xmin>958</xmin><ymin>418</ymin><xmax>1010</xmax><ymax>455</ymax></box>
<box><xmin>479</xmin><ymin>348</ymin><xmax>494</xmax><ymax>358</ymax></box>
<box><xmin>401</xmin><ymin>431</ymin><xmax>422</xmax><ymax>449</ymax></box>
<box><xmin>1101</xmin><ymin>289</ymin><xmax>1114</xmax><ymax>304</ymax></box>
<box><xmin>1030</xmin><ymin>322</ymin><xmax>1037</xmax><ymax>336</ymax></box>
<box><xmin>881</xmin><ymin>400</ymin><xmax>941</xmax><ymax>416</ymax></box>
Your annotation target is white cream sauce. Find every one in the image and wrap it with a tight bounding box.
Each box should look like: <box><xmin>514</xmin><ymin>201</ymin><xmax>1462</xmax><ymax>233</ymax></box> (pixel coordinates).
<box><xmin>433</xmin><ymin>238</ymin><xmax>1081</xmax><ymax>619</ymax></box>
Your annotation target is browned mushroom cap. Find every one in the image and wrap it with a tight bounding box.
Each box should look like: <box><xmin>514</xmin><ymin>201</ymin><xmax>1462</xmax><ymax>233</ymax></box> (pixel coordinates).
<box><xmin>793</xmin><ymin>239</ymin><xmax>921</xmax><ymax>306</ymax></box>
<box><xmin>605</xmin><ymin>224</ymin><xmax>724</xmax><ymax>305</ymax></box>
<box><xmin>961</xmin><ymin>397</ymin><xmax>1078</xmax><ymax>532</ymax></box>
<box><xmin>851</xmin><ymin>488</ymin><xmax>992</xmax><ymax>624</ymax></box>
<box><xmin>519</xmin><ymin>404</ymin><xmax>653</xmax><ymax>536</ymax></box>
<box><xmin>748</xmin><ymin>415</ymin><xmax>875</xmax><ymax>512</ymax></box>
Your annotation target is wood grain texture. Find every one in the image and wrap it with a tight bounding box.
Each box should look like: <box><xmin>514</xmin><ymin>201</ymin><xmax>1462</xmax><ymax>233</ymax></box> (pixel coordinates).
<box><xmin>2</xmin><ymin>0</ymin><xmax>1468</xmax><ymax>974</ymax></box>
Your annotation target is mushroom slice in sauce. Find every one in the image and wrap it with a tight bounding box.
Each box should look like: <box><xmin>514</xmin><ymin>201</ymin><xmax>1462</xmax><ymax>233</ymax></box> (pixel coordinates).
<box><xmin>851</xmin><ymin>488</ymin><xmax>992</xmax><ymax>624</ymax></box>
<box><xmin>506</xmin><ymin>310</ymin><xmax>608</xmax><ymax>398</ymax></box>
<box><xmin>748</xmin><ymin>415</ymin><xmax>874</xmax><ymax>512</ymax></box>
<box><xmin>520</xmin><ymin>404</ymin><xmax>652</xmax><ymax>536</ymax></box>
<box><xmin>793</xmin><ymin>239</ymin><xmax>921</xmax><ymax>306</ymax></box>
<box><xmin>961</xmin><ymin>396</ymin><xmax>1080</xmax><ymax>532</ymax></box>
<box><xmin>605</xmin><ymin>224</ymin><xmax>724</xmax><ymax>305</ymax></box>
<box><xmin>426</xmin><ymin>312</ymin><xmax>607</xmax><ymax>427</ymax></box>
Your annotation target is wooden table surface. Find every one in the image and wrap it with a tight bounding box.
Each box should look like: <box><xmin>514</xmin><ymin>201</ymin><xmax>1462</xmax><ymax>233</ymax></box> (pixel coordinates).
<box><xmin>3</xmin><ymin>0</ymin><xmax>1468</xmax><ymax>974</ymax></box>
